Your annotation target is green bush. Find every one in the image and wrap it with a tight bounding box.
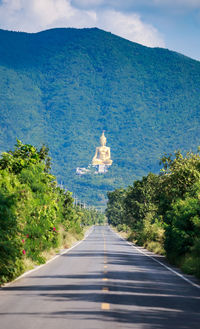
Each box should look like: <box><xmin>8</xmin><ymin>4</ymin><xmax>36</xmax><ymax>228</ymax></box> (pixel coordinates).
<box><xmin>0</xmin><ymin>141</ymin><xmax>103</xmax><ymax>285</ymax></box>
<box><xmin>0</xmin><ymin>171</ymin><xmax>25</xmax><ymax>283</ymax></box>
<box><xmin>106</xmin><ymin>149</ymin><xmax>200</xmax><ymax>278</ymax></box>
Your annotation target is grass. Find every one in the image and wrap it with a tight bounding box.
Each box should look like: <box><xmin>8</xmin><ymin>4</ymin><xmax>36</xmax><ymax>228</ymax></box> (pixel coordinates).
<box><xmin>113</xmin><ymin>226</ymin><xmax>165</xmax><ymax>255</ymax></box>
<box><xmin>17</xmin><ymin>225</ymin><xmax>92</xmax><ymax>282</ymax></box>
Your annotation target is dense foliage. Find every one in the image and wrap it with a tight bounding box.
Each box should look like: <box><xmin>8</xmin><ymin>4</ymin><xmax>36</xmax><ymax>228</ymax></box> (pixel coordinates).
<box><xmin>106</xmin><ymin>149</ymin><xmax>200</xmax><ymax>278</ymax></box>
<box><xmin>0</xmin><ymin>141</ymin><xmax>104</xmax><ymax>285</ymax></box>
<box><xmin>0</xmin><ymin>28</ymin><xmax>200</xmax><ymax>207</ymax></box>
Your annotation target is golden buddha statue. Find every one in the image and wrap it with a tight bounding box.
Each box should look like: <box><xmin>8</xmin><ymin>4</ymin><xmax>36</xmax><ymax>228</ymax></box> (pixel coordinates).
<box><xmin>92</xmin><ymin>131</ymin><xmax>113</xmax><ymax>166</ymax></box>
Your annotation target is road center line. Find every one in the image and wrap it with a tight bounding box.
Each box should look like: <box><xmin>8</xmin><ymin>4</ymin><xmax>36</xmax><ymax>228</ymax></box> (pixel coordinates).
<box><xmin>101</xmin><ymin>303</ymin><xmax>110</xmax><ymax>310</ymax></box>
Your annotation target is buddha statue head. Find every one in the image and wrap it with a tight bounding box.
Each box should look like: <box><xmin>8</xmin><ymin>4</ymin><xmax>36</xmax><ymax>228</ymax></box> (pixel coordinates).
<box><xmin>100</xmin><ymin>131</ymin><xmax>107</xmax><ymax>146</ymax></box>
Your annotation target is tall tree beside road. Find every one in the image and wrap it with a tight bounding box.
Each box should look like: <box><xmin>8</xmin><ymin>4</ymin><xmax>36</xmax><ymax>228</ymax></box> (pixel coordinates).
<box><xmin>0</xmin><ymin>141</ymin><xmax>104</xmax><ymax>285</ymax></box>
<box><xmin>106</xmin><ymin>149</ymin><xmax>200</xmax><ymax>278</ymax></box>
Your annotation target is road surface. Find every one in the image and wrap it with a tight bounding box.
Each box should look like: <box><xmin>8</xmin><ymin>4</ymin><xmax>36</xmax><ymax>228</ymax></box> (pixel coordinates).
<box><xmin>0</xmin><ymin>225</ymin><xmax>200</xmax><ymax>329</ymax></box>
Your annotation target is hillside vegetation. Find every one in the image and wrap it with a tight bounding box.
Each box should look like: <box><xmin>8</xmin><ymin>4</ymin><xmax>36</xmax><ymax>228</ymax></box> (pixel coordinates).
<box><xmin>0</xmin><ymin>28</ymin><xmax>200</xmax><ymax>207</ymax></box>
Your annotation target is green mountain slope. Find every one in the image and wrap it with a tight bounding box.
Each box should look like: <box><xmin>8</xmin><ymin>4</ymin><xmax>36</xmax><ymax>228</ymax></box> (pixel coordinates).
<box><xmin>0</xmin><ymin>28</ymin><xmax>200</xmax><ymax>208</ymax></box>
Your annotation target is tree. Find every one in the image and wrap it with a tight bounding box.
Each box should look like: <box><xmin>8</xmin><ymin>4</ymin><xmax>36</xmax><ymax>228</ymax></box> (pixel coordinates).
<box><xmin>106</xmin><ymin>188</ymin><xmax>126</xmax><ymax>227</ymax></box>
<box><xmin>124</xmin><ymin>173</ymin><xmax>160</xmax><ymax>228</ymax></box>
<box><xmin>159</xmin><ymin>150</ymin><xmax>200</xmax><ymax>217</ymax></box>
<box><xmin>0</xmin><ymin>140</ymin><xmax>51</xmax><ymax>174</ymax></box>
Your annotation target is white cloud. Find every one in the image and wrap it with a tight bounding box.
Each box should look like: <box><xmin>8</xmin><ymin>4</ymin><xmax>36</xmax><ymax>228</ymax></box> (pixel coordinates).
<box><xmin>0</xmin><ymin>0</ymin><xmax>165</xmax><ymax>48</ymax></box>
<box><xmin>97</xmin><ymin>10</ymin><xmax>165</xmax><ymax>47</ymax></box>
<box><xmin>0</xmin><ymin>0</ymin><xmax>92</xmax><ymax>31</ymax></box>
<box><xmin>72</xmin><ymin>0</ymin><xmax>200</xmax><ymax>10</ymax></box>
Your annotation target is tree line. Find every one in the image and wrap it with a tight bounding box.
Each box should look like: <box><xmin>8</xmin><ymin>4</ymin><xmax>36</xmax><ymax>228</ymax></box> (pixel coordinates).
<box><xmin>0</xmin><ymin>140</ymin><xmax>105</xmax><ymax>285</ymax></box>
<box><xmin>106</xmin><ymin>149</ymin><xmax>200</xmax><ymax>278</ymax></box>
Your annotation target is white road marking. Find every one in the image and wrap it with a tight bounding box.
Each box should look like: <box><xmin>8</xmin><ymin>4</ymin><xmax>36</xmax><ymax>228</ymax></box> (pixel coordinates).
<box><xmin>2</xmin><ymin>226</ymin><xmax>94</xmax><ymax>288</ymax></box>
<box><xmin>111</xmin><ymin>227</ymin><xmax>200</xmax><ymax>290</ymax></box>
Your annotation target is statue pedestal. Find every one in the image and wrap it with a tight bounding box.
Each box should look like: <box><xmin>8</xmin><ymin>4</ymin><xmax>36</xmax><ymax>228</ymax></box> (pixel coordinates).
<box><xmin>97</xmin><ymin>164</ymin><xmax>110</xmax><ymax>173</ymax></box>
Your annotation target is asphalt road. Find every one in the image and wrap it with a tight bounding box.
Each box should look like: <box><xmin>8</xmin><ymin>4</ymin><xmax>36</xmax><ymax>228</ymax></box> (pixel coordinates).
<box><xmin>0</xmin><ymin>225</ymin><xmax>200</xmax><ymax>329</ymax></box>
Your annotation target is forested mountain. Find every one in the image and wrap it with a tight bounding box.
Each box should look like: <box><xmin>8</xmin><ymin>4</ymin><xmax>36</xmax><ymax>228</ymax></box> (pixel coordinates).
<box><xmin>0</xmin><ymin>27</ymin><xmax>200</xmax><ymax>208</ymax></box>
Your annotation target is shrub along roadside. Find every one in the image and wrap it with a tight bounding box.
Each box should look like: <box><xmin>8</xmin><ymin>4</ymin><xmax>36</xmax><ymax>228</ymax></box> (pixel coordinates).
<box><xmin>106</xmin><ymin>149</ymin><xmax>200</xmax><ymax>278</ymax></box>
<box><xmin>0</xmin><ymin>140</ymin><xmax>105</xmax><ymax>285</ymax></box>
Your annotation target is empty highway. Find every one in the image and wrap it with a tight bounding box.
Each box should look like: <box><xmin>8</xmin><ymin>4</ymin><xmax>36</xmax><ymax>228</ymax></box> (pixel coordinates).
<box><xmin>0</xmin><ymin>226</ymin><xmax>200</xmax><ymax>329</ymax></box>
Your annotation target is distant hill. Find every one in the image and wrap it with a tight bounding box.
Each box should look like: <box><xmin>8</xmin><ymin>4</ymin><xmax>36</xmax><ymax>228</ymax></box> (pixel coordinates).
<box><xmin>0</xmin><ymin>27</ymin><xmax>200</xmax><ymax>208</ymax></box>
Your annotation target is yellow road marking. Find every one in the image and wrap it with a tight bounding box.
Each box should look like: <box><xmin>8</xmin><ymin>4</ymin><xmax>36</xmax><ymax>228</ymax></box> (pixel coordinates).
<box><xmin>101</xmin><ymin>303</ymin><xmax>110</xmax><ymax>310</ymax></box>
<box><xmin>102</xmin><ymin>278</ymin><xmax>108</xmax><ymax>281</ymax></box>
<box><xmin>104</xmin><ymin>265</ymin><xmax>107</xmax><ymax>268</ymax></box>
<box><xmin>102</xmin><ymin>287</ymin><xmax>109</xmax><ymax>292</ymax></box>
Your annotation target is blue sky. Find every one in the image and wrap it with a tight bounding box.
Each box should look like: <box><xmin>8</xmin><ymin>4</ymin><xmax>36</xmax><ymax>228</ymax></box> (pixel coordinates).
<box><xmin>0</xmin><ymin>0</ymin><xmax>199</xmax><ymax>61</ymax></box>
